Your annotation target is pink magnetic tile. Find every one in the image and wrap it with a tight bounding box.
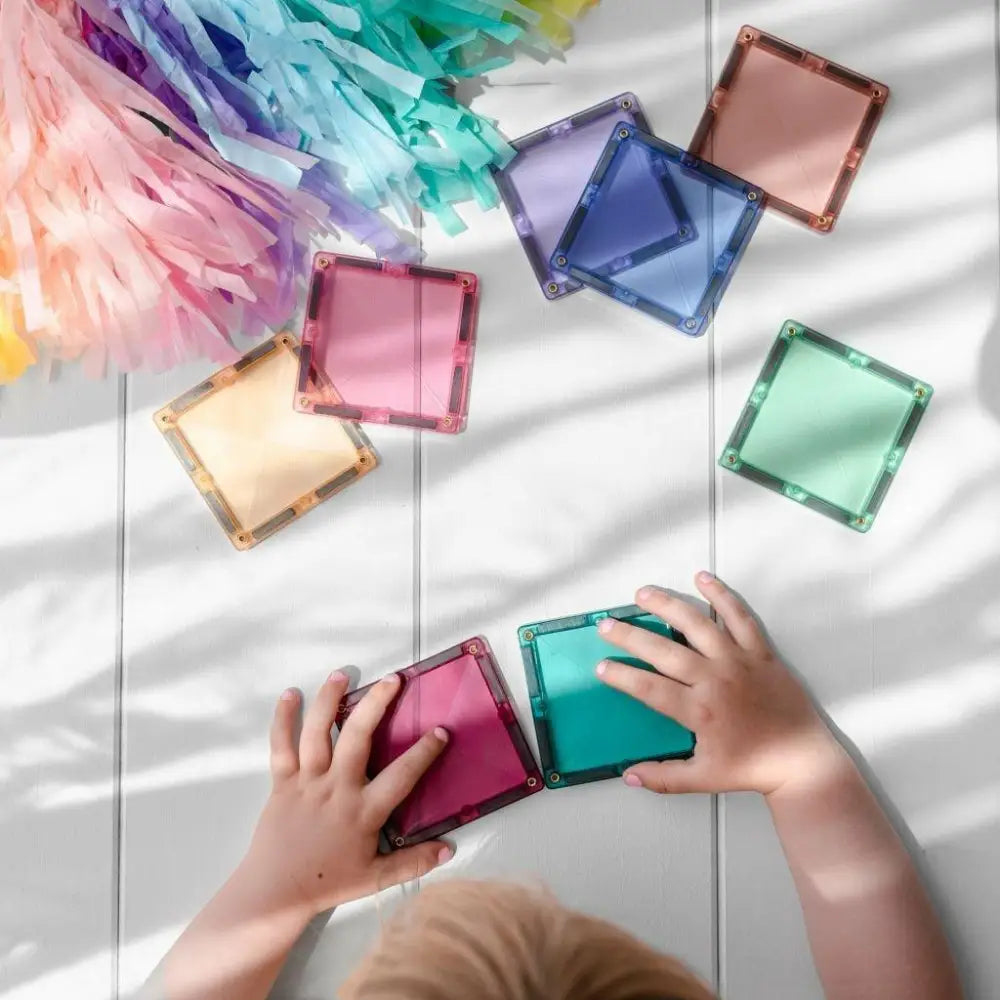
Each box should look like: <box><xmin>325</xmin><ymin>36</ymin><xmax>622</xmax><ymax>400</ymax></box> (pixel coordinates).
<box><xmin>296</xmin><ymin>253</ymin><xmax>479</xmax><ymax>434</ymax></box>
<box><xmin>337</xmin><ymin>638</ymin><xmax>542</xmax><ymax>848</ymax></box>
<box><xmin>691</xmin><ymin>26</ymin><xmax>888</xmax><ymax>232</ymax></box>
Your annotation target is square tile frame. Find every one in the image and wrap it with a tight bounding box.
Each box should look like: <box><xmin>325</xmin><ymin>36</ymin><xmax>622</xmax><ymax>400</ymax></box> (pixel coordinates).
<box><xmin>690</xmin><ymin>25</ymin><xmax>889</xmax><ymax>232</ymax></box>
<box><xmin>720</xmin><ymin>320</ymin><xmax>932</xmax><ymax>531</ymax></box>
<box><xmin>295</xmin><ymin>253</ymin><xmax>479</xmax><ymax>434</ymax></box>
<box><xmin>550</xmin><ymin>123</ymin><xmax>764</xmax><ymax>336</ymax></box>
<box><xmin>154</xmin><ymin>334</ymin><xmax>376</xmax><ymax>551</ymax></box>
<box><xmin>519</xmin><ymin>605</ymin><xmax>695</xmax><ymax>788</ymax></box>
<box><xmin>337</xmin><ymin>637</ymin><xmax>543</xmax><ymax>848</ymax></box>
<box><xmin>494</xmin><ymin>92</ymin><xmax>651</xmax><ymax>300</ymax></box>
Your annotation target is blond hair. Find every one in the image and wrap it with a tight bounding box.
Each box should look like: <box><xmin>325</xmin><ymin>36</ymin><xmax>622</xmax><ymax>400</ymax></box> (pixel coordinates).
<box><xmin>341</xmin><ymin>880</ymin><xmax>715</xmax><ymax>1000</ymax></box>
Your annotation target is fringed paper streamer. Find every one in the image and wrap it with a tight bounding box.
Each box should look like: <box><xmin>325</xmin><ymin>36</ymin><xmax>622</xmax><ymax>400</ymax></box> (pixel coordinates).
<box><xmin>77</xmin><ymin>0</ymin><xmax>595</xmax><ymax>235</ymax></box>
<box><xmin>0</xmin><ymin>0</ymin><xmax>338</xmax><ymax>377</ymax></box>
<box><xmin>77</xmin><ymin>6</ymin><xmax>412</xmax><ymax>258</ymax></box>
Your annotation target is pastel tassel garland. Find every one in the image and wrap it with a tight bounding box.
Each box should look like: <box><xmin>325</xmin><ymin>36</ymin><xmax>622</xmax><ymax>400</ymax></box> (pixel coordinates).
<box><xmin>76</xmin><ymin>6</ymin><xmax>412</xmax><ymax>257</ymax></box>
<box><xmin>0</xmin><ymin>0</ymin><xmax>334</xmax><ymax>377</ymax></box>
<box><xmin>77</xmin><ymin>0</ymin><xmax>595</xmax><ymax>235</ymax></box>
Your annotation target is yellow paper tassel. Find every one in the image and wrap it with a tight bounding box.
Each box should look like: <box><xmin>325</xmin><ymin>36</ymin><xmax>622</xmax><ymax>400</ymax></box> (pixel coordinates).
<box><xmin>0</xmin><ymin>294</ymin><xmax>35</xmax><ymax>384</ymax></box>
<box><xmin>521</xmin><ymin>0</ymin><xmax>597</xmax><ymax>47</ymax></box>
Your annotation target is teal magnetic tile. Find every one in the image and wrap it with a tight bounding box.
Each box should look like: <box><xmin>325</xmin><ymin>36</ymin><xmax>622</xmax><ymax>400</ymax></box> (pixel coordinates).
<box><xmin>519</xmin><ymin>605</ymin><xmax>695</xmax><ymax>788</ymax></box>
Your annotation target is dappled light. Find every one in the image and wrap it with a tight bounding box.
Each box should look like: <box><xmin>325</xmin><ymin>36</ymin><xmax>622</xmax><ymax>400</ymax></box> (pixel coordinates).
<box><xmin>1</xmin><ymin>1</ymin><xmax>999</xmax><ymax>999</ymax></box>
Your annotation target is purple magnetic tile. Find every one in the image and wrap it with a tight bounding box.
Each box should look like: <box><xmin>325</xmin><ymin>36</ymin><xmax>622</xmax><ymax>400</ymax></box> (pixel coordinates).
<box><xmin>494</xmin><ymin>93</ymin><xmax>651</xmax><ymax>300</ymax></box>
<box><xmin>337</xmin><ymin>638</ymin><xmax>543</xmax><ymax>848</ymax></box>
<box><xmin>296</xmin><ymin>253</ymin><xmax>479</xmax><ymax>434</ymax></box>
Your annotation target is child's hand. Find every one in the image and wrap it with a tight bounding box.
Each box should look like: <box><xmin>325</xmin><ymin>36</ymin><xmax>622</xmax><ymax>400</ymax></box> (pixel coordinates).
<box><xmin>596</xmin><ymin>572</ymin><xmax>846</xmax><ymax>798</ymax></box>
<box><xmin>240</xmin><ymin>672</ymin><xmax>452</xmax><ymax>919</ymax></box>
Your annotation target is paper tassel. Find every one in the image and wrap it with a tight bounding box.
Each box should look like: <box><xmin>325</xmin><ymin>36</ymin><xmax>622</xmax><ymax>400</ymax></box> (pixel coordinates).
<box><xmin>0</xmin><ymin>0</ymin><xmax>345</xmax><ymax>377</ymax></box>
<box><xmin>77</xmin><ymin>6</ymin><xmax>412</xmax><ymax>257</ymax></box>
<box><xmin>520</xmin><ymin>0</ymin><xmax>597</xmax><ymax>48</ymax></box>
<box><xmin>77</xmin><ymin>0</ymin><xmax>595</xmax><ymax>235</ymax></box>
<box><xmin>0</xmin><ymin>288</ymin><xmax>35</xmax><ymax>384</ymax></box>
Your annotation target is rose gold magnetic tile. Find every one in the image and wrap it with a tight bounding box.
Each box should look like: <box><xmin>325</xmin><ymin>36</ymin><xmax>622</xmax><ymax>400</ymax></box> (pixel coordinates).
<box><xmin>691</xmin><ymin>26</ymin><xmax>888</xmax><ymax>232</ymax></box>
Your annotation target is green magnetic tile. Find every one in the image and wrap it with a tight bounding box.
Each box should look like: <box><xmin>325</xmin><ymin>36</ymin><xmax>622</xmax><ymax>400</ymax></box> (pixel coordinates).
<box><xmin>519</xmin><ymin>606</ymin><xmax>695</xmax><ymax>789</ymax></box>
<box><xmin>720</xmin><ymin>321</ymin><xmax>932</xmax><ymax>531</ymax></box>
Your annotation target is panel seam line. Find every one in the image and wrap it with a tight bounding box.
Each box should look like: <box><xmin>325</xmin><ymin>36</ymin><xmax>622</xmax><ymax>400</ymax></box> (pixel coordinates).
<box><xmin>111</xmin><ymin>373</ymin><xmax>128</xmax><ymax>999</ymax></box>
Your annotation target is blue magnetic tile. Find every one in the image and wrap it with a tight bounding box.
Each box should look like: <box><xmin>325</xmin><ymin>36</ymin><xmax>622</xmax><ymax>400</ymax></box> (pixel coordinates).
<box><xmin>551</xmin><ymin>124</ymin><xmax>765</xmax><ymax>336</ymax></box>
<box><xmin>494</xmin><ymin>94</ymin><xmax>652</xmax><ymax>300</ymax></box>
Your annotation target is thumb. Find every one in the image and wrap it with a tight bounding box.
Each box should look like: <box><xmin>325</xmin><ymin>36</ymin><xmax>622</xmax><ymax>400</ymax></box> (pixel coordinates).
<box><xmin>374</xmin><ymin>841</ymin><xmax>454</xmax><ymax>889</ymax></box>
<box><xmin>624</xmin><ymin>758</ymin><xmax>705</xmax><ymax>795</ymax></box>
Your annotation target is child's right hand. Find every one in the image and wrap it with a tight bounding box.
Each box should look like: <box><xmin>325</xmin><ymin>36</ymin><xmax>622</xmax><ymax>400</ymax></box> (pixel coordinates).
<box><xmin>595</xmin><ymin>572</ymin><xmax>848</xmax><ymax>798</ymax></box>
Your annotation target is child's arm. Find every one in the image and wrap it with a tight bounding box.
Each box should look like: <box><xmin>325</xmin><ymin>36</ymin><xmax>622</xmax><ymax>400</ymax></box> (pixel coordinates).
<box><xmin>142</xmin><ymin>672</ymin><xmax>453</xmax><ymax>1000</ymax></box>
<box><xmin>596</xmin><ymin>573</ymin><xmax>963</xmax><ymax>1000</ymax></box>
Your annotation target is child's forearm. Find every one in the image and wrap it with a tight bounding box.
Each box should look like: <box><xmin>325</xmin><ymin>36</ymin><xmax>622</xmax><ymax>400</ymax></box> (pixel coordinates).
<box><xmin>766</xmin><ymin>743</ymin><xmax>963</xmax><ymax>1000</ymax></box>
<box><xmin>145</xmin><ymin>858</ymin><xmax>313</xmax><ymax>1000</ymax></box>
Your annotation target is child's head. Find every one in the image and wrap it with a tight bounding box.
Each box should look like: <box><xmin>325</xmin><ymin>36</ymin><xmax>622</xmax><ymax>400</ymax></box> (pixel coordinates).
<box><xmin>341</xmin><ymin>880</ymin><xmax>714</xmax><ymax>1000</ymax></box>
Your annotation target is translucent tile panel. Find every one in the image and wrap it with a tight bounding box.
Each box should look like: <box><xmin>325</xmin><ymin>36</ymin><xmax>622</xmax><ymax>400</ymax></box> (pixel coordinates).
<box><xmin>551</xmin><ymin>124</ymin><xmax>764</xmax><ymax>336</ymax></box>
<box><xmin>154</xmin><ymin>335</ymin><xmax>376</xmax><ymax>550</ymax></box>
<box><xmin>721</xmin><ymin>321</ymin><xmax>932</xmax><ymax>531</ymax></box>
<box><xmin>296</xmin><ymin>254</ymin><xmax>479</xmax><ymax>434</ymax></box>
<box><xmin>691</xmin><ymin>25</ymin><xmax>888</xmax><ymax>231</ymax></box>
<box><xmin>494</xmin><ymin>93</ymin><xmax>650</xmax><ymax>299</ymax></box>
<box><xmin>519</xmin><ymin>606</ymin><xmax>695</xmax><ymax>788</ymax></box>
<box><xmin>338</xmin><ymin>639</ymin><xmax>542</xmax><ymax>847</ymax></box>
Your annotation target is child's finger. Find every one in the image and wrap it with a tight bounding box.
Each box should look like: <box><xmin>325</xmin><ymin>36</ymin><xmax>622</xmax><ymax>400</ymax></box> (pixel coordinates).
<box><xmin>270</xmin><ymin>689</ymin><xmax>300</xmax><ymax>781</ymax></box>
<box><xmin>365</xmin><ymin>727</ymin><xmax>449</xmax><ymax>825</ymax></box>
<box><xmin>596</xmin><ymin>660</ymin><xmax>695</xmax><ymax>728</ymax></box>
<box><xmin>694</xmin><ymin>572</ymin><xmax>767</xmax><ymax>654</ymax></box>
<box><xmin>333</xmin><ymin>674</ymin><xmax>401</xmax><ymax>783</ymax></box>
<box><xmin>634</xmin><ymin>586</ymin><xmax>729</xmax><ymax>659</ymax></box>
<box><xmin>622</xmin><ymin>758</ymin><xmax>705</xmax><ymax>795</ymax></box>
<box><xmin>596</xmin><ymin>617</ymin><xmax>703</xmax><ymax>685</ymax></box>
<box><xmin>300</xmin><ymin>672</ymin><xmax>350</xmax><ymax>775</ymax></box>
<box><xmin>374</xmin><ymin>841</ymin><xmax>453</xmax><ymax>890</ymax></box>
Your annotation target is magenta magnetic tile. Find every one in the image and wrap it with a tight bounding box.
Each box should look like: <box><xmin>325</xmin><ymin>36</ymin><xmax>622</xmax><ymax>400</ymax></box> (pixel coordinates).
<box><xmin>337</xmin><ymin>638</ymin><xmax>543</xmax><ymax>848</ymax></box>
<box><xmin>494</xmin><ymin>93</ymin><xmax>651</xmax><ymax>299</ymax></box>
<box><xmin>691</xmin><ymin>26</ymin><xmax>888</xmax><ymax>231</ymax></box>
<box><xmin>296</xmin><ymin>253</ymin><xmax>479</xmax><ymax>434</ymax></box>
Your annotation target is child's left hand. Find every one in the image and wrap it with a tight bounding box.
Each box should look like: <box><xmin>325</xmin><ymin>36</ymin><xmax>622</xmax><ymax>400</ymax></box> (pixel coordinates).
<box><xmin>240</xmin><ymin>671</ymin><xmax>453</xmax><ymax>919</ymax></box>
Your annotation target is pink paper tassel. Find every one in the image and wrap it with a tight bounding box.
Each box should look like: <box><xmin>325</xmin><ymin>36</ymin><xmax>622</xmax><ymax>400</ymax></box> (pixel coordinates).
<box><xmin>0</xmin><ymin>0</ymin><xmax>325</xmax><ymax>379</ymax></box>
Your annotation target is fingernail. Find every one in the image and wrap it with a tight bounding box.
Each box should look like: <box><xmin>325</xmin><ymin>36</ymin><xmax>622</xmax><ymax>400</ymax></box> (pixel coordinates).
<box><xmin>381</xmin><ymin>673</ymin><xmax>401</xmax><ymax>686</ymax></box>
<box><xmin>623</xmin><ymin>772</ymin><xmax>643</xmax><ymax>788</ymax></box>
<box><xmin>697</xmin><ymin>570</ymin><xmax>714</xmax><ymax>584</ymax></box>
<box><xmin>596</xmin><ymin>618</ymin><xmax>613</xmax><ymax>634</ymax></box>
<box><xmin>280</xmin><ymin>688</ymin><xmax>297</xmax><ymax>701</ymax></box>
<box><xmin>437</xmin><ymin>846</ymin><xmax>454</xmax><ymax>865</ymax></box>
<box><xmin>595</xmin><ymin>660</ymin><xmax>608</xmax><ymax>677</ymax></box>
<box><xmin>433</xmin><ymin>726</ymin><xmax>449</xmax><ymax>742</ymax></box>
<box><xmin>636</xmin><ymin>585</ymin><xmax>655</xmax><ymax>600</ymax></box>
<box><xmin>327</xmin><ymin>669</ymin><xmax>347</xmax><ymax>683</ymax></box>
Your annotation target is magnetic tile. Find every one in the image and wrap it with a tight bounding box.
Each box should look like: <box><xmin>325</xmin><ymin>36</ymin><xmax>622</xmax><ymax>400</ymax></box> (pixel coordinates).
<box><xmin>338</xmin><ymin>638</ymin><xmax>542</xmax><ymax>847</ymax></box>
<box><xmin>519</xmin><ymin>606</ymin><xmax>695</xmax><ymax>788</ymax></box>
<box><xmin>690</xmin><ymin>25</ymin><xmax>888</xmax><ymax>231</ymax></box>
<box><xmin>494</xmin><ymin>93</ymin><xmax>650</xmax><ymax>300</ymax></box>
<box><xmin>154</xmin><ymin>334</ymin><xmax>376</xmax><ymax>551</ymax></box>
<box><xmin>551</xmin><ymin>124</ymin><xmax>764</xmax><ymax>336</ymax></box>
<box><xmin>296</xmin><ymin>253</ymin><xmax>479</xmax><ymax>434</ymax></box>
<box><xmin>720</xmin><ymin>321</ymin><xmax>932</xmax><ymax>531</ymax></box>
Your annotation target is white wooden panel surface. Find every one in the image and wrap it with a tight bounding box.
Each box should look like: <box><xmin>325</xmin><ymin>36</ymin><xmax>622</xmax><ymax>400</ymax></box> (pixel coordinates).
<box><xmin>5</xmin><ymin>4</ymin><xmax>990</xmax><ymax>999</ymax></box>
<box><xmin>711</xmin><ymin>1</ymin><xmax>1000</xmax><ymax>997</ymax></box>
<box><xmin>418</xmin><ymin>0</ymin><xmax>716</xmax><ymax>982</ymax></box>
<box><xmin>0</xmin><ymin>370</ymin><xmax>121</xmax><ymax>1000</ymax></box>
